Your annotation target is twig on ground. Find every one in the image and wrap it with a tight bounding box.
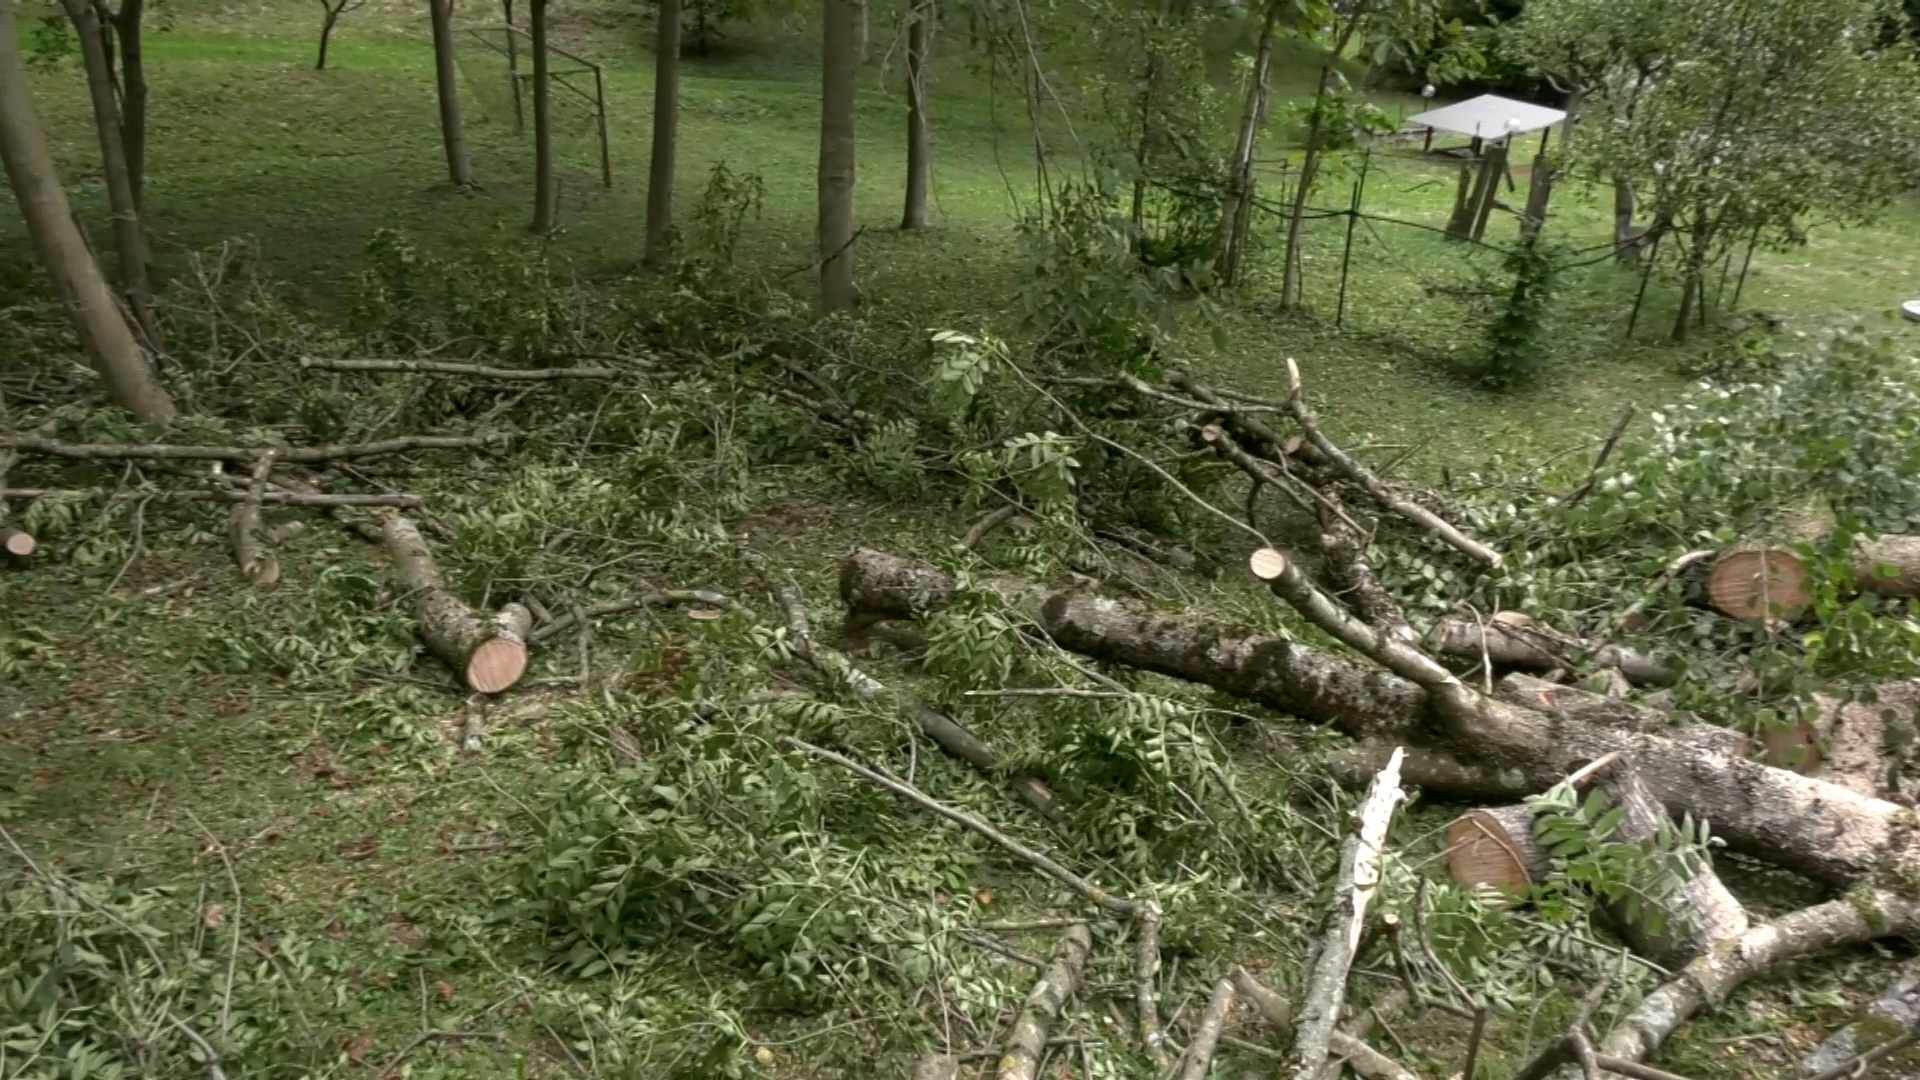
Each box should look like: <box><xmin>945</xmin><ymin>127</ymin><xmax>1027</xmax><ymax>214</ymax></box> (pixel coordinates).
<box><xmin>1136</xmin><ymin>903</ymin><xmax>1172</xmax><ymax>1070</ymax></box>
<box><xmin>783</xmin><ymin>736</ymin><xmax>1133</xmax><ymax>914</ymax></box>
<box><xmin>1562</xmin><ymin>403</ymin><xmax>1636</xmax><ymax>509</ymax></box>
<box><xmin>377</xmin><ymin>1029</ymin><xmax>506</xmax><ymax>1075</ymax></box>
<box><xmin>166</xmin><ymin>1013</ymin><xmax>229</xmax><ymax>1080</ymax></box>
<box><xmin>1327</xmin><ymin>1030</ymin><xmax>1420</xmax><ymax>1080</ymax></box>
<box><xmin>300</xmin><ymin>356</ymin><xmax>620</xmax><ymax>380</ymax></box>
<box><xmin>1283</xmin><ymin>359</ymin><xmax>1501</xmax><ymax>568</ymax></box>
<box><xmin>182</xmin><ymin>810</ymin><xmax>243</xmax><ymax>1049</ymax></box>
<box><xmin>1</xmin><ymin>433</ymin><xmax>493</xmax><ymax>465</ymax></box>
<box><xmin>527</xmin><ymin>589</ymin><xmax>734</xmax><ymax>644</ymax></box>
<box><xmin>4</xmin><ymin>486</ymin><xmax>422</xmax><ymax>507</ymax></box>
<box><xmin>961</xmin><ymin>504</ymin><xmax>1022</xmax><ymax>550</ymax></box>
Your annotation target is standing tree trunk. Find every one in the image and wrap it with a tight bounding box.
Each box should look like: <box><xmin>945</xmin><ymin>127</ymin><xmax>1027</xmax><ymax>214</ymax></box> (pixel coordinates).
<box><xmin>0</xmin><ymin>1</ymin><xmax>171</xmax><ymax>423</ymax></box>
<box><xmin>817</xmin><ymin>0</ymin><xmax>859</xmax><ymax>311</ymax></box>
<box><xmin>1613</xmin><ymin>175</ymin><xmax>1639</xmax><ymax>262</ymax></box>
<box><xmin>57</xmin><ymin>0</ymin><xmax>159</xmax><ymax>349</ymax></box>
<box><xmin>315</xmin><ymin>0</ymin><xmax>358</xmax><ymax>69</ymax></box>
<box><xmin>644</xmin><ymin>0</ymin><xmax>681</xmax><ymax>264</ymax></box>
<box><xmin>111</xmin><ymin>0</ymin><xmax>149</xmax><ymax>210</ymax></box>
<box><xmin>1279</xmin><ymin>21</ymin><xmax>1357</xmax><ymax>312</ymax></box>
<box><xmin>428</xmin><ymin>0</ymin><xmax>473</xmax><ymax>188</ymax></box>
<box><xmin>900</xmin><ymin>0</ymin><xmax>931</xmax><ymax>231</ymax></box>
<box><xmin>1214</xmin><ymin>0</ymin><xmax>1281</xmax><ymax>285</ymax></box>
<box><xmin>528</xmin><ymin>0</ymin><xmax>556</xmax><ymax>233</ymax></box>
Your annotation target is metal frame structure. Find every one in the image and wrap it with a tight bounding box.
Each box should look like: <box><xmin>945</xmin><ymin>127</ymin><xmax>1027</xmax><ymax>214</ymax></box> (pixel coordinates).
<box><xmin>465</xmin><ymin>25</ymin><xmax>613</xmax><ymax>189</ymax></box>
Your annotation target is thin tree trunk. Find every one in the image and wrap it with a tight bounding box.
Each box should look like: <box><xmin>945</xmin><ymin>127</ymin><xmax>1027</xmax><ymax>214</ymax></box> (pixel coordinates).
<box><xmin>1613</xmin><ymin>175</ymin><xmax>1638</xmax><ymax>262</ymax></box>
<box><xmin>1280</xmin><ymin>26</ymin><xmax>1354</xmax><ymax>311</ymax></box>
<box><xmin>901</xmin><ymin>0</ymin><xmax>931</xmax><ymax>231</ymax></box>
<box><xmin>1671</xmin><ymin>215</ymin><xmax>1714</xmax><ymax>342</ymax></box>
<box><xmin>0</xmin><ymin>0</ymin><xmax>171</xmax><ymax>423</ymax></box>
<box><xmin>644</xmin><ymin>0</ymin><xmax>681</xmax><ymax>263</ymax></box>
<box><xmin>428</xmin><ymin>0</ymin><xmax>473</xmax><ymax>187</ymax></box>
<box><xmin>818</xmin><ymin>0</ymin><xmax>859</xmax><ymax>311</ymax></box>
<box><xmin>59</xmin><ymin>0</ymin><xmax>158</xmax><ymax>349</ymax></box>
<box><xmin>316</xmin><ymin>1</ymin><xmax>340</xmax><ymax>69</ymax></box>
<box><xmin>529</xmin><ymin>0</ymin><xmax>556</xmax><ymax>233</ymax></box>
<box><xmin>1215</xmin><ymin>0</ymin><xmax>1280</xmax><ymax>284</ymax></box>
<box><xmin>111</xmin><ymin>0</ymin><xmax>148</xmax><ymax>211</ymax></box>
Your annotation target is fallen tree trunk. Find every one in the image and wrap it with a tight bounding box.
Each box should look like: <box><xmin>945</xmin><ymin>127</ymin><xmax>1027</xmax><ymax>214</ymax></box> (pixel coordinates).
<box><xmin>1855</xmin><ymin>535</ymin><xmax>1920</xmax><ymax>599</ymax></box>
<box><xmin>839</xmin><ymin>549</ymin><xmax>1920</xmax><ymax>888</ymax></box>
<box><xmin>997</xmin><ymin>922</ymin><xmax>1092</xmax><ymax>1080</ymax></box>
<box><xmin>0</xmin><ymin>452</ymin><xmax>30</xmax><ymax>561</ymax></box>
<box><xmin>1433</xmin><ymin>613</ymin><xmax>1672</xmax><ymax>686</ymax></box>
<box><xmin>381</xmin><ymin>515</ymin><xmax>531</xmax><ymax>693</ymax></box>
<box><xmin>1449</xmin><ymin>756</ymin><xmax>1749</xmax><ymax>969</ymax></box>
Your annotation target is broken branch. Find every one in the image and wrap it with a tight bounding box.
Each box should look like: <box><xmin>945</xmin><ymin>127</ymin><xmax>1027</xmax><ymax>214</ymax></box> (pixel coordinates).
<box><xmin>299</xmin><ymin>356</ymin><xmax>620</xmax><ymax>380</ymax></box>
<box><xmin>1176</xmin><ymin>978</ymin><xmax>1237</xmax><ymax>1080</ymax></box>
<box><xmin>997</xmin><ymin>923</ymin><xmax>1093</xmax><ymax>1080</ymax></box>
<box><xmin>381</xmin><ymin>515</ymin><xmax>531</xmax><ymax>693</ymax></box>
<box><xmin>1</xmin><ymin>433</ymin><xmax>493</xmax><ymax>465</ymax></box>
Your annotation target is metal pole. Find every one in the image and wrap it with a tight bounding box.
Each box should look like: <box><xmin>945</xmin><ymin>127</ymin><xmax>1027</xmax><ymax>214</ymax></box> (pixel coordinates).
<box><xmin>1336</xmin><ymin>146</ymin><xmax>1371</xmax><ymax>330</ymax></box>
<box><xmin>592</xmin><ymin>64</ymin><xmax>612</xmax><ymax>188</ymax></box>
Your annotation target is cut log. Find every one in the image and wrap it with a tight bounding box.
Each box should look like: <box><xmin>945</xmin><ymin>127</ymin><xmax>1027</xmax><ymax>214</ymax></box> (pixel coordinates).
<box><xmin>0</xmin><ymin>526</ymin><xmax>32</xmax><ymax>559</ymax></box>
<box><xmin>841</xmin><ymin>550</ymin><xmax>1920</xmax><ymax>889</ymax></box>
<box><xmin>1433</xmin><ymin>613</ymin><xmax>1673</xmax><ymax>686</ymax></box>
<box><xmin>1451</xmin><ymin>757</ymin><xmax>1748</xmax><ymax>969</ymax></box>
<box><xmin>1707</xmin><ymin>499</ymin><xmax>1836</xmax><ymax>623</ymax></box>
<box><xmin>911</xmin><ymin>1054</ymin><xmax>960</xmax><ymax>1080</ymax></box>
<box><xmin>1446</xmin><ymin>805</ymin><xmax>1549</xmax><ymax>897</ymax></box>
<box><xmin>381</xmin><ymin>515</ymin><xmax>532</xmax><ymax>693</ymax></box>
<box><xmin>1854</xmin><ymin>534</ymin><xmax>1920</xmax><ymax>599</ymax></box>
<box><xmin>997</xmin><ymin>923</ymin><xmax>1092</xmax><ymax>1080</ymax></box>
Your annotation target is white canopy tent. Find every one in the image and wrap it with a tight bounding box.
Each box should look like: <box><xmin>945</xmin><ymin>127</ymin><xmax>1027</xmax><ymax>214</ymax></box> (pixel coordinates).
<box><xmin>1408</xmin><ymin>93</ymin><xmax>1567</xmax><ymax>150</ymax></box>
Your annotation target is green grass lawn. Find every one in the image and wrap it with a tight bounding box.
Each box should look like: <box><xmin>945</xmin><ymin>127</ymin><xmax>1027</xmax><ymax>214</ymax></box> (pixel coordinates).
<box><xmin>5</xmin><ymin>3</ymin><xmax>1920</xmax><ymax>1076</ymax></box>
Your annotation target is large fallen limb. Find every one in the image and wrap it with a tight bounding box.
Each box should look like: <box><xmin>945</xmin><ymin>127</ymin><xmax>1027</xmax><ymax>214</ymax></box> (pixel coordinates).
<box><xmin>381</xmin><ymin>515</ymin><xmax>531</xmax><ymax>693</ymax></box>
<box><xmin>1</xmin><ymin>433</ymin><xmax>492</xmax><ymax>465</ymax></box>
<box><xmin>1283</xmin><ymin>360</ymin><xmax>1501</xmax><ymax>568</ymax></box>
<box><xmin>1177</xmin><ymin>977</ymin><xmax>1237</xmax><ymax>1080</ymax></box>
<box><xmin>1600</xmin><ymin>891</ymin><xmax>1920</xmax><ymax>1063</ymax></box>
<box><xmin>841</xmin><ymin>550</ymin><xmax>1920</xmax><ymax>888</ymax></box>
<box><xmin>1433</xmin><ymin>614</ymin><xmax>1673</xmax><ymax>686</ymax></box>
<box><xmin>226</xmin><ymin>453</ymin><xmax>279</xmax><ymax>586</ymax></box>
<box><xmin>298</xmin><ymin>356</ymin><xmax>620</xmax><ymax>380</ymax></box>
<box><xmin>3</xmin><ymin>486</ymin><xmax>420</xmax><ymax>508</ymax></box>
<box><xmin>776</xmin><ymin>586</ymin><xmax>1058</xmax><ymax>818</ymax></box>
<box><xmin>1289</xmin><ymin>747</ymin><xmax>1405</xmax><ymax>1080</ymax></box>
<box><xmin>997</xmin><ymin>923</ymin><xmax>1092</xmax><ymax>1080</ymax></box>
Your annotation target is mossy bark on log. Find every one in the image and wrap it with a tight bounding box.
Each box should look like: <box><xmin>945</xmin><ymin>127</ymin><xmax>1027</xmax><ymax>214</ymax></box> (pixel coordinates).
<box><xmin>381</xmin><ymin>515</ymin><xmax>531</xmax><ymax>693</ymax></box>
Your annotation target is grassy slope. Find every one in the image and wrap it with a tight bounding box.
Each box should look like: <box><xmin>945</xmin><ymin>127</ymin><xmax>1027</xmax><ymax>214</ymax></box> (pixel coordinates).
<box><xmin>3</xmin><ymin>0</ymin><xmax>1920</xmax><ymax>1075</ymax></box>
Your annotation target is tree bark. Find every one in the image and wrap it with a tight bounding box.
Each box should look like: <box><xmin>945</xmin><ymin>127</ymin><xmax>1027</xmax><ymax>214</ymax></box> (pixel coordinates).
<box><xmin>997</xmin><ymin>923</ymin><xmax>1092</xmax><ymax>1080</ymax></box>
<box><xmin>111</xmin><ymin>0</ymin><xmax>148</xmax><ymax>210</ymax></box>
<box><xmin>900</xmin><ymin>0</ymin><xmax>931</xmax><ymax>231</ymax></box>
<box><xmin>528</xmin><ymin>0</ymin><xmax>556</xmax><ymax>233</ymax></box>
<box><xmin>428</xmin><ymin>0</ymin><xmax>473</xmax><ymax>188</ymax></box>
<box><xmin>1280</xmin><ymin>21</ymin><xmax>1356</xmax><ymax>312</ymax></box>
<box><xmin>0</xmin><ymin>2</ymin><xmax>171</xmax><ymax>424</ymax></box>
<box><xmin>818</xmin><ymin>0</ymin><xmax>859</xmax><ymax>310</ymax></box>
<box><xmin>316</xmin><ymin>1</ymin><xmax>341</xmax><ymax>69</ymax></box>
<box><xmin>1214</xmin><ymin>0</ymin><xmax>1279</xmax><ymax>285</ymax></box>
<box><xmin>1612</xmin><ymin>175</ymin><xmax>1638</xmax><ymax>262</ymax></box>
<box><xmin>1432</xmin><ymin>613</ymin><xmax>1672</xmax><ymax>686</ymax></box>
<box><xmin>644</xmin><ymin>0</ymin><xmax>681</xmax><ymax>264</ymax></box>
<box><xmin>57</xmin><ymin>0</ymin><xmax>159</xmax><ymax>349</ymax></box>
<box><xmin>838</xmin><ymin>549</ymin><xmax>1920</xmax><ymax>889</ymax></box>
<box><xmin>381</xmin><ymin>515</ymin><xmax>532</xmax><ymax>693</ymax></box>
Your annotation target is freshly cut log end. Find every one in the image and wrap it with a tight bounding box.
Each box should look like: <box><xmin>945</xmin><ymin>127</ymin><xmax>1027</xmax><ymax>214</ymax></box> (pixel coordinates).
<box><xmin>466</xmin><ymin>604</ymin><xmax>533</xmax><ymax>694</ymax></box>
<box><xmin>1251</xmin><ymin>547</ymin><xmax>1289</xmax><ymax>580</ymax></box>
<box><xmin>1</xmin><ymin>526</ymin><xmax>34</xmax><ymax>558</ymax></box>
<box><xmin>1709</xmin><ymin>548</ymin><xmax>1810</xmax><ymax>623</ymax></box>
<box><xmin>1446</xmin><ymin>806</ymin><xmax>1549</xmax><ymax>899</ymax></box>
